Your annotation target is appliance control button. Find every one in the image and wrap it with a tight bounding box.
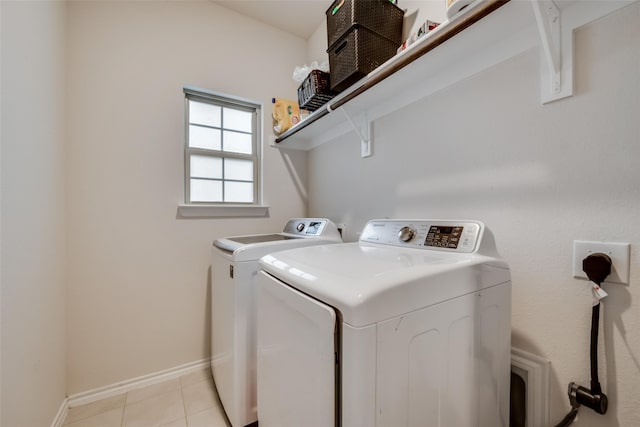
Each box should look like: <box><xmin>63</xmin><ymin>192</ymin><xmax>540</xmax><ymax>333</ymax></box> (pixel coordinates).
<box><xmin>398</xmin><ymin>226</ymin><xmax>416</xmax><ymax>242</ymax></box>
<box><xmin>296</xmin><ymin>223</ymin><xmax>305</xmax><ymax>232</ymax></box>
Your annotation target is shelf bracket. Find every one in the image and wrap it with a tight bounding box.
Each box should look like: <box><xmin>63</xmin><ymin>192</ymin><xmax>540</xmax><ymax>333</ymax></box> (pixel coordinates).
<box><xmin>532</xmin><ymin>0</ymin><xmax>564</xmax><ymax>103</ymax></box>
<box><xmin>340</xmin><ymin>108</ymin><xmax>372</xmax><ymax>158</ymax></box>
<box><xmin>531</xmin><ymin>0</ymin><xmax>637</xmax><ymax>104</ymax></box>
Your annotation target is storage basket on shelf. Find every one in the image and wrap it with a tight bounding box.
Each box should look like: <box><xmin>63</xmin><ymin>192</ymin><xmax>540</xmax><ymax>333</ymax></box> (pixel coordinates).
<box><xmin>328</xmin><ymin>24</ymin><xmax>401</xmax><ymax>93</ymax></box>
<box><xmin>326</xmin><ymin>0</ymin><xmax>404</xmax><ymax>49</ymax></box>
<box><xmin>325</xmin><ymin>0</ymin><xmax>405</xmax><ymax>93</ymax></box>
<box><xmin>297</xmin><ymin>70</ymin><xmax>336</xmax><ymax>112</ymax></box>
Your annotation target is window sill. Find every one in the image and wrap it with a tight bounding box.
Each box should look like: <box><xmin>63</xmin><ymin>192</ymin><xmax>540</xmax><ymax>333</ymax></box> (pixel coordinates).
<box><xmin>177</xmin><ymin>204</ymin><xmax>269</xmax><ymax>218</ymax></box>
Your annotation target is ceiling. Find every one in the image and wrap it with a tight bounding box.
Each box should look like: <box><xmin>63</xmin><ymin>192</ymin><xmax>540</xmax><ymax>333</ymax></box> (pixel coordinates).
<box><xmin>212</xmin><ymin>1</ymin><xmax>328</xmax><ymax>39</ymax></box>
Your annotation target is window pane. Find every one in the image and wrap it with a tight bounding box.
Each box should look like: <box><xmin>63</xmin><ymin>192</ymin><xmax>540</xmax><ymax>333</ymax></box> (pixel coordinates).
<box><xmin>189</xmin><ymin>100</ymin><xmax>221</xmax><ymax>127</ymax></box>
<box><xmin>224</xmin><ymin>158</ymin><xmax>253</xmax><ymax>181</ymax></box>
<box><xmin>189</xmin><ymin>125</ymin><xmax>221</xmax><ymax>150</ymax></box>
<box><xmin>184</xmin><ymin>88</ymin><xmax>261</xmax><ymax>206</ymax></box>
<box><xmin>191</xmin><ymin>179</ymin><xmax>222</xmax><ymax>202</ymax></box>
<box><xmin>225</xmin><ymin>181</ymin><xmax>253</xmax><ymax>203</ymax></box>
<box><xmin>190</xmin><ymin>155</ymin><xmax>222</xmax><ymax>179</ymax></box>
<box><xmin>223</xmin><ymin>107</ymin><xmax>252</xmax><ymax>132</ymax></box>
<box><xmin>223</xmin><ymin>130</ymin><xmax>252</xmax><ymax>154</ymax></box>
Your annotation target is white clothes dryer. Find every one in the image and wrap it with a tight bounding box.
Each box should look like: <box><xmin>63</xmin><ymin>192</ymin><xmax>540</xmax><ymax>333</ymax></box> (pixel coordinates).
<box><xmin>257</xmin><ymin>219</ymin><xmax>511</xmax><ymax>427</ymax></box>
<box><xmin>211</xmin><ymin>218</ymin><xmax>342</xmax><ymax>427</ymax></box>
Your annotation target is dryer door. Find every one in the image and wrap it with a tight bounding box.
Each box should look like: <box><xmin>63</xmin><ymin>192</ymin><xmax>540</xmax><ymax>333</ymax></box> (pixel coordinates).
<box><xmin>257</xmin><ymin>270</ymin><xmax>337</xmax><ymax>427</ymax></box>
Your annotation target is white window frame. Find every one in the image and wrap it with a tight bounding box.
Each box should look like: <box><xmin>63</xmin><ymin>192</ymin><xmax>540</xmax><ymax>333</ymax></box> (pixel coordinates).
<box><xmin>178</xmin><ymin>86</ymin><xmax>268</xmax><ymax>218</ymax></box>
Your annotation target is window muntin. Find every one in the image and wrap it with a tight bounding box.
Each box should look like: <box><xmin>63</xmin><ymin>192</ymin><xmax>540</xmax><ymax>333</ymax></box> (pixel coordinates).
<box><xmin>184</xmin><ymin>88</ymin><xmax>261</xmax><ymax>204</ymax></box>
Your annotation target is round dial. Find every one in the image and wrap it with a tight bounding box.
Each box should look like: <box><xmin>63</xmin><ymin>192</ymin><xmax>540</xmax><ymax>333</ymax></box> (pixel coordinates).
<box><xmin>296</xmin><ymin>223</ymin><xmax>305</xmax><ymax>232</ymax></box>
<box><xmin>398</xmin><ymin>226</ymin><xmax>416</xmax><ymax>242</ymax></box>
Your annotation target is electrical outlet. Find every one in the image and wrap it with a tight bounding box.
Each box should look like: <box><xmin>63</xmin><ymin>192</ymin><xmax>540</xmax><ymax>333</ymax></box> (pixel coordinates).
<box><xmin>573</xmin><ymin>241</ymin><xmax>630</xmax><ymax>284</ymax></box>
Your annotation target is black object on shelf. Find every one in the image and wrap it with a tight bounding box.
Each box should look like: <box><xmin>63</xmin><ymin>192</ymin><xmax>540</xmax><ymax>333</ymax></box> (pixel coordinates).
<box><xmin>326</xmin><ymin>0</ymin><xmax>404</xmax><ymax>48</ymax></box>
<box><xmin>298</xmin><ymin>70</ymin><xmax>336</xmax><ymax>112</ymax></box>
<box><xmin>328</xmin><ymin>24</ymin><xmax>401</xmax><ymax>92</ymax></box>
<box><xmin>326</xmin><ymin>0</ymin><xmax>405</xmax><ymax>93</ymax></box>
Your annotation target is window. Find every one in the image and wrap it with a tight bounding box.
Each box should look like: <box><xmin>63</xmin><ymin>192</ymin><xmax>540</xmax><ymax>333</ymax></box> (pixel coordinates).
<box><xmin>184</xmin><ymin>86</ymin><xmax>261</xmax><ymax>204</ymax></box>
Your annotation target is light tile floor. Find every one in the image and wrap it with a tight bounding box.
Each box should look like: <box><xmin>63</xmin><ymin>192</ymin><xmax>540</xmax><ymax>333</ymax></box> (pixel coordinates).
<box><xmin>63</xmin><ymin>368</ymin><xmax>230</xmax><ymax>427</ymax></box>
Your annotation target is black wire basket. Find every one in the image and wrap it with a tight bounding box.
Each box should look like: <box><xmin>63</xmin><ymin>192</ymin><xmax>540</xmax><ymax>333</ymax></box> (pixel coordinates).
<box><xmin>297</xmin><ymin>70</ymin><xmax>336</xmax><ymax>111</ymax></box>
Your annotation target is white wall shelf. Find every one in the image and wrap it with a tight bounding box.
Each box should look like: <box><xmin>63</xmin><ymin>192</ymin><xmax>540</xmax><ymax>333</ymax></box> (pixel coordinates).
<box><xmin>272</xmin><ymin>0</ymin><xmax>636</xmax><ymax>155</ymax></box>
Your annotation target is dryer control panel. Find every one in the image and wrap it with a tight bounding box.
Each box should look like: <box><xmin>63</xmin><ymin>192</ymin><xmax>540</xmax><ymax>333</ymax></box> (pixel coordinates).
<box><xmin>359</xmin><ymin>220</ymin><xmax>482</xmax><ymax>253</ymax></box>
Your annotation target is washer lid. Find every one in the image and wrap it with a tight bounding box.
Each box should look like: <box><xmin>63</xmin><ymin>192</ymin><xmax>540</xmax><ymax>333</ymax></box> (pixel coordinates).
<box><xmin>213</xmin><ymin>218</ymin><xmax>342</xmax><ymax>261</ymax></box>
<box><xmin>215</xmin><ymin>234</ymin><xmax>301</xmax><ymax>251</ymax></box>
<box><xmin>259</xmin><ymin>221</ymin><xmax>510</xmax><ymax>327</ymax></box>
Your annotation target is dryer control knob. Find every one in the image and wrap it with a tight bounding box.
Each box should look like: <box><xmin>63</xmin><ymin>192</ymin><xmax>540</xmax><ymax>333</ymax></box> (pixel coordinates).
<box><xmin>398</xmin><ymin>226</ymin><xmax>416</xmax><ymax>242</ymax></box>
<box><xmin>296</xmin><ymin>223</ymin><xmax>305</xmax><ymax>232</ymax></box>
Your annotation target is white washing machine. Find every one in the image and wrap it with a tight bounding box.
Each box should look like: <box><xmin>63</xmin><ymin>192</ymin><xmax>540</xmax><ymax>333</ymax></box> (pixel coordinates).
<box><xmin>257</xmin><ymin>219</ymin><xmax>511</xmax><ymax>427</ymax></box>
<box><xmin>211</xmin><ymin>218</ymin><xmax>342</xmax><ymax>427</ymax></box>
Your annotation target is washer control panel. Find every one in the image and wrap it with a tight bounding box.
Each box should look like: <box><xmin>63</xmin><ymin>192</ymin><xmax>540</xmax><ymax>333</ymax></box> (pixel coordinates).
<box><xmin>283</xmin><ymin>218</ymin><xmax>328</xmax><ymax>236</ymax></box>
<box><xmin>360</xmin><ymin>220</ymin><xmax>482</xmax><ymax>253</ymax></box>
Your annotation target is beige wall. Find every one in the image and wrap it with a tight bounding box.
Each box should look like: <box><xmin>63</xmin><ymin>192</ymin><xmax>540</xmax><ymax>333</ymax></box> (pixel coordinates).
<box><xmin>1</xmin><ymin>1</ymin><xmax>68</xmax><ymax>425</ymax></box>
<box><xmin>65</xmin><ymin>1</ymin><xmax>306</xmax><ymax>394</ymax></box>
<box><xmin>308</xmin><ymin>3</ymin><xmax>640</xmax><ymax>426</ymax></box>
<box><xmin>306</xmin><ymin>21</ymin><xmax>328</xmax><ymax>66</ymax></box>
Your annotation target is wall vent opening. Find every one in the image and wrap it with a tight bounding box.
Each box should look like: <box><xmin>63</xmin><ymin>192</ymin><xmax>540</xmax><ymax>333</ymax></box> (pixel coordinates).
<box><xmin>511</xmin><ymin>347</ymin><xmax>551</xmax><ymax>427</ymax></box>
<box><xmin>511</xmin><ymin>371</ymin><xmax>527</xmax><ymax>427</ymax></box>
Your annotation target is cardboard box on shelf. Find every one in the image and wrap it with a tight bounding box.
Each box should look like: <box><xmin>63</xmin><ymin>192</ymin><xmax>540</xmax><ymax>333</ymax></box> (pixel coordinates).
<box><xmin>397</xmin><ymin>20</ymin><xmax>440</xmax><ymax>54</ymax></box>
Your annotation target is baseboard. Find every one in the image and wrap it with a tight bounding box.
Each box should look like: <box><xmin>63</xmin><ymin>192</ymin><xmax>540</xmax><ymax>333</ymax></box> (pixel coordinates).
<box><xmin>51</xmin><ymin>397</ymin><xmax>69</xmax><ymax>427</ymax></box>
<box><xmin>66</xmin><ymin>358</ymin><xmax>211</xmax><ymax>409</ymax></box>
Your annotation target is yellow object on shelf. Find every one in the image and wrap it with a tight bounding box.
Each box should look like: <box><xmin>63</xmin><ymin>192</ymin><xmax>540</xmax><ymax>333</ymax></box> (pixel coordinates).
<box><xmin>272</xmin><ymin>98</ymin><xmax>300</xmax><ymax>135</ymax></box>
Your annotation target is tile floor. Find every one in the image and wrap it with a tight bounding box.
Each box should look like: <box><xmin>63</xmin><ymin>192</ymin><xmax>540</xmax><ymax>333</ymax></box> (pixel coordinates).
<box><xmin>62</xmin><ymin>368</ymin><xmax>230</xmax><ymax>427</ymax></box>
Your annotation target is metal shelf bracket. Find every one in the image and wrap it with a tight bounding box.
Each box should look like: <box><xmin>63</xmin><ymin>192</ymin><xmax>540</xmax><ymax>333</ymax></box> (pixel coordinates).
<box><xmin>339</xmin><ymin>108</ymin><xmax>372</xmax><ymax>158</ymax></box>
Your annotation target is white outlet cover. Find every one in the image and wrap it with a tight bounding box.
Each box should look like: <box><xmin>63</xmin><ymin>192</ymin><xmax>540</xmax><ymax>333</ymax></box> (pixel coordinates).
<box><xmin>573</xmin><ymin>241</ymin><xmax>630</xmax><ymax>284</ymax></box>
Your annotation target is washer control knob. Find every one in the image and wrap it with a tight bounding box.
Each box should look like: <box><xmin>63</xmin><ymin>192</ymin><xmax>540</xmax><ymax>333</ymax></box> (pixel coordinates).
<box><xmin>398</xmin><ymin>226</ymin><xmax>416</xmax><ymax>242</ymax></box>
<box><xmin>296</xmin><ymin>222</ymin><xmax>305</xmax><ymax>232</ymax></box>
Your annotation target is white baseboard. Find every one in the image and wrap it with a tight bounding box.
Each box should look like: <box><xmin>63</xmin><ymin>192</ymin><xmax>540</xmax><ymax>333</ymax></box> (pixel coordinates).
<box><xmin>66</xmin><ymin>358</ymin><xmax>211</xmax><ymax>409</ymax></box>
<box><xmin>51</xmin><ymin>397</ymin><xmax>69</xmax><ymax>427</ymax></box>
